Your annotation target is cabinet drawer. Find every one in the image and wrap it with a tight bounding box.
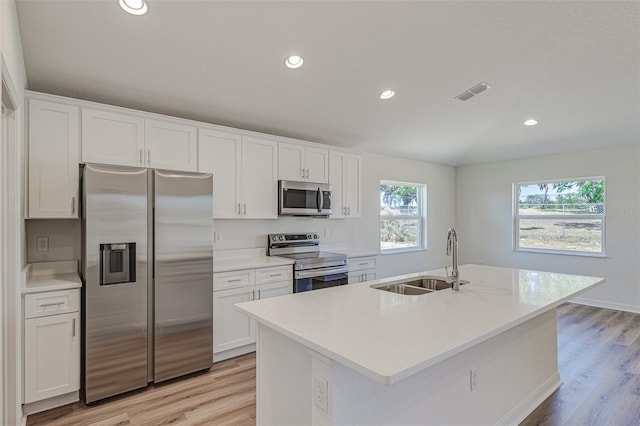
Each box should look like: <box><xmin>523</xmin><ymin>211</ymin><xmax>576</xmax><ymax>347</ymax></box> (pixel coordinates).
<box><xmin>349</xmin><ymin>256</ymin><xmax>377</xmax><ymax>272</ymax></box>
<box><xmin>214</xmin><ymin>270</ymin><xmax>255</xmax><ymax>291</ymax></box>
<box><xmin>255</xmin><ymin>266</ymin><xmax>292</xmax><ymax>285</ymax></box>
<box><xmin>25</xmin><ymin>289</ymin><xmax>80</xmax><ymax>319</ymax></box>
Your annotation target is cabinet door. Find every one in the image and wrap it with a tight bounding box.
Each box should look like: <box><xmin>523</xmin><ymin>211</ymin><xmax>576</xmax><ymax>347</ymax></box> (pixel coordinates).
<box><xmin>257</xmin><ymin>280</ymin><xmax>292</xmax><ymax>300</ymax></box>
<box><xmin>145</xmin><ymin>119</ymin><xmax>197</xmax><ymax>171</ymax></box>
<box><xmin>81</xmin><ymin>108</ymin><xmax>144</xmax><ymax>167</ymax></box>
<box><xmin>28</xmin><ymin>99</ymin><xmax>79</xmax><ymax>218</ymax></box>
<box><xmin>241</xmin><ymin>136</ymin><xmax>278</xmax><ymax>219</ymax></box>
<box><xmin>278</xmin><ymin>142</ymin><xmax>305</xmax><ymax>181</ymax></box>
<box><xmin>213</xmin><ymin>287</ymin><xmax>255</xmax><ymax>353</ymax></box>
<box><xmin>24</xmin><ymin>312</ymin><xmax>80</xmax><ymax>403</ymax></box>
<box><xmin>344</xmin><ymin>153</ymin><xmax>361</xmax><ymax>218</ymax></box>
<box><xmin>305</xmin><ymin>147</ymin><xmax>329</xmax><ymax>183</ymax></box>
<box><xmin>199</xmin><ymin>129</ymin><xmax>242</xmax><ymax>218</ymax></box>
<box><xmin>348</xmin><ymin>270</ymin><xmax>377</xmax><ymax>284</ymax></box>
<box><xmin>329</xmin><ymin>151</ymin><xmax>346</xmax><ymax>219</ymax></box>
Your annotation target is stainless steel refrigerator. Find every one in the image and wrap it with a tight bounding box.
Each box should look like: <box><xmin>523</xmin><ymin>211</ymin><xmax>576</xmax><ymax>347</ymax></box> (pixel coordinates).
<box><xmin>81</xmin><ymin>164</ymin><xmax>213</xmax><ymax>404</ymax></box>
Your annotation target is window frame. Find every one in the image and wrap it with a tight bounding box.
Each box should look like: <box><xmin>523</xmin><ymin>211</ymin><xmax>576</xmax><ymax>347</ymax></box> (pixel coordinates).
<box><xmin>379</xmin><ymin>180</ymin><xmax>427</xmax><ymax>254</ymax></box>
<box><xmin>513</xmin><ymin>176</ymin><xmax>606</xmax><ymax>257</ymax></box>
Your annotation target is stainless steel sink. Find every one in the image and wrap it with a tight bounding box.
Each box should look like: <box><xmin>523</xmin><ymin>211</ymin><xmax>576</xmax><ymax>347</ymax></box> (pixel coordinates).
<box><xmin>371</xmin><ymin>275</ymin><xmax>470</xmax><ymax>295</ymax></box>
<box><xmin>373</xmin><ymin>283</ymin><xmax>434</xmax><ymax>295</ymax></box>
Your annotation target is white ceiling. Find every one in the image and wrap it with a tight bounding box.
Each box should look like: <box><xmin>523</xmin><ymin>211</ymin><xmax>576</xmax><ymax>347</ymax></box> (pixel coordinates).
<box><xmin>15</xmin><ymin>1</ymin><xmax>640</xmax><ymax>166</ymax></box>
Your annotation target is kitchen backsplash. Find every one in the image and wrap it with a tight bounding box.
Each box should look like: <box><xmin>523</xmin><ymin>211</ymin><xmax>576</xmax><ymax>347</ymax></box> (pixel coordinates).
<box><xmin>26</xmin><ymin>219</ymin><xmax>81</xmax><ymax>263</ymax></box>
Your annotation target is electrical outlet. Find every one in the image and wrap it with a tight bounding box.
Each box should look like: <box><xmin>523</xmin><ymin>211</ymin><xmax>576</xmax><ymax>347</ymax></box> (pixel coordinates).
<box><xmin>214</xmin><ymin>231</ymin><xmax>222</xmax><ymax>242</ymax></box>
<box><xmin>324</xmin><ymin>228</ymin><xmax>330</xmax><ymax>238</ymax></box>
<box><xmin>36</xmin><ymin>237</ymin><xmax>49</xmax><ymax>252</ymax></box>
<box><xmin>314</xmin><ymin>376</ymin><xmax>328</xmax><ymax>412</ymax></box>
<box><xmin>470</xmin><ymin>368</ymin><xmax>478</xmax><ymax>391</ymax></box>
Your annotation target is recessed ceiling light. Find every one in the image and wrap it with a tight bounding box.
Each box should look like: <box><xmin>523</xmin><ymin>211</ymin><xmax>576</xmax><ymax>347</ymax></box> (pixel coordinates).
<box><xmin>285</xmin><ymin>55</ymin><xmax>304</xmax><ymax>69</ymax></box>
<box><xmin>119</xmin><ymin>0</ymin><xmax>148</xmax><ymax>15</ymax></box>
<box><xmin>524</xmin><ymin>119</ymin><xmax>538</xmax><ymax>126</ymax></box>
<box><xmin>380</xmin><ymin>89</ymin><xmax>395</xmax><ymax>100</ymax></box>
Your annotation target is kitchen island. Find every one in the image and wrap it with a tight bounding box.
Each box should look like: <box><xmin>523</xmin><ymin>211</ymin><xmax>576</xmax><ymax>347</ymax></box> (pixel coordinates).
<box><xmin>235</xmin><ymin>264</ymin><xmax>604</xmax><ymax>425</ymax></box>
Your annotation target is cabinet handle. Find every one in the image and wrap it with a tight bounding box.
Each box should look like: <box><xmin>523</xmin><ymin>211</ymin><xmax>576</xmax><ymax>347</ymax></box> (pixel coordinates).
<box><xmin>257</xmin><ymin>289</ymin><xmax>261</xmax><ymax>299</ymax></box>
<box><xmin>301</xmin><ymin>168</ymin><xmax>305</xmax><ymax>178</ymax></box>
<box><xmin>139</xmin><ymin>148</ymin><xmax>143</xmax><ymax>165</ymax></box>
<box><xmin>237</xmin><ymin>203</ymin><xmax>241</xmax><ymax>215</ymax></box>
<box><xmin>305</xmin><ymin>168</ymin><xmax>310</xmax><ymax>179</ymax></box>
<box><xmin>39</xmin><ymin>302</ymin><xmax>64</xmax><ymax>307</ymax></box>
<box><xmin>228</xmin><ymin>279</ymin><xmax>242</xmax><ymax>283</ymax></box>
<box><xmin>251</xmin><ymin>290</ymin><xmax>256</xmax><ymax>300</ymax></box>
<box><xmin>269</xmin><ymin>274</ymin><xmax>282</xmax><ymax>277</ymax></box>
<box><xmin>347</xmin><ymin>206</ymin><xmax>351</xmax><ymax>216</ymax></box>
<box><xmin>243</xmin><ymin>203</ymin><xmax>247</xmax><ymax>215</ymax></box>
<box><xmin>147</xmin><ymin>149</ymin><xmax>151</xmax><ymax>165</ymax></box>
<box><xmin>71</xmin><ymin>197</ymin><xmax>75</xmax><ymax>214</ymax></box>
<box><xmin>359</xmin><ymin>262</ymin><xmax>368</xmax><ymax>266</ymax></box>
<box><xmin>72</xmin><ymin>318</ymin><xmax>76</xmax><ymax>337</ymax></box>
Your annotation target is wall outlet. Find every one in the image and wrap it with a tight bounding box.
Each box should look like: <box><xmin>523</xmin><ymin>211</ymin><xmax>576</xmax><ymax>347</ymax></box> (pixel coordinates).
<box><xmin>470</xmin><ymin>368</ymin><xmax>478</xmax><ymax>391</ymax></box>
<box><xmin>36</xmin><ymin>236</ymin><xmax>49</xmax><ymax>252</ymax></box>
<box><xmin>314</xmin><ymin>376</ymin><xmax>329</xmax><ymax>412</ymax></box>
<box><xmin>324</xmin><ymin>228</ymin><xmax>330</xmax><ymax>238</ymax></box>
<box><xmin>214</xmin><ymin>231</ymin><xmax>222</xmax><ymax>242</ymax></box>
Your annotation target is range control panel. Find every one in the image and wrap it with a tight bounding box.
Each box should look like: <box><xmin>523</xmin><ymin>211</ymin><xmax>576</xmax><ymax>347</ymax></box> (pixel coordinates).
<box><xmin>268</xmin><ymin>233</ymin><xmax>320</xmax><ymax>243</ymax></box>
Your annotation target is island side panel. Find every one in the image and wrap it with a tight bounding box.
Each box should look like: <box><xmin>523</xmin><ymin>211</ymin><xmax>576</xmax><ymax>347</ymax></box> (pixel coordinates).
<box><xmin>329</xmin><ymin>309</ymin><xmax>561</xmax><ymax>425</ymax></box>
<box><xmin>256</xmin><ymin>324</ymin><xmax>312</xmax><ymax>425</ymax></box>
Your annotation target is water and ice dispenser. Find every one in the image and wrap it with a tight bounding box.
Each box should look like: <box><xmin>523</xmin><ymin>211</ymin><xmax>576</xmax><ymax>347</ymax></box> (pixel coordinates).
<box><xmin>99</xmin><ymin>243</ymin><xmax>136</xmax><ymax>285</ymax></box>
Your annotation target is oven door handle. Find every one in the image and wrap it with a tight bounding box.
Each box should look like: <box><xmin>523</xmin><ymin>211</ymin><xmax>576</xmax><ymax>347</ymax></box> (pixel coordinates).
<box><xmin>295</xmin><ymin>266</ymin><xmax>348</xmax><ymax>280</ymax></box>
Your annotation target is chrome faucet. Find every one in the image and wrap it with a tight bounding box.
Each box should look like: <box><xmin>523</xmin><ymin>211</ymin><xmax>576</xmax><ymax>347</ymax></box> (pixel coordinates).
<box><xmin>446</xmin><ymin>227</ymin><xmax>460</xmax><ymax>291</ymax></box>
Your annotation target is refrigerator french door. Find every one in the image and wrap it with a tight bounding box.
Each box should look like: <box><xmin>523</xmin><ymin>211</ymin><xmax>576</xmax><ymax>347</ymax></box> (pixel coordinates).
<box><xmin>81</xmin><ymin>164</ymin><xmax>213</xmax><ymax>403</ymax></box>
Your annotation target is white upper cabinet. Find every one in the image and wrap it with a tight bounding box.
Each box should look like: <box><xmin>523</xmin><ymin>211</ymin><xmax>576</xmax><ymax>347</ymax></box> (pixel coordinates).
<box><xmin>28</xmin><ymin>99</ymin><xmax>79</xmax><ymax>218</ymax></box>
<box><xmin>278</xmin><ymin>142</ymin><xmax>329</xmax><ymax>183</ymax></box>
<box><xmin>199</xmin><ymin>130</ymin><xmax>277</xmax><ymax>219</ymax></box>
<box><xmin>145</xmin><ymin>119</ymin><xmax>197</xmax><ymax>171</ymax></box>
<box><xmin>199</xmin><ymin>129</ymin><xmax>242</xmax><ymax>218</ymax></box>
<box><xmin>81</xmin><ymin>108</ymin><xmax>144</xmax><ymax>167</ymax></box>
<box><xmin>82</xmin><ymin>108</ymin><xmax>197</xmax><ymax>171</ymax></box>
<box><xmin>241</xmin><ymin>136</ymin><xmax>278</xmax><ymax>219</ymax></box>
<box><xmin>329</xmin><ymin>150</ymin><xmax>361</xmax><ymax>218</ymax></box>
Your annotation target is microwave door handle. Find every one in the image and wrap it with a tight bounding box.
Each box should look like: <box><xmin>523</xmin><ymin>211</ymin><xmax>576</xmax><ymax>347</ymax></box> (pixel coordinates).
<box><xmin>317</xmin><ymin>187</ymin><xmax>323</xmax><ymax>212</ymax></box>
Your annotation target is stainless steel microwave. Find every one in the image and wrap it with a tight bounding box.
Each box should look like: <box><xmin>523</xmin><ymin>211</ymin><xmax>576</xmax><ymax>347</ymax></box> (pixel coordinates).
<box><xmin>278</xmin><ymin>180</ymin><xmax>332</xmax><ymax>216</ymax></box>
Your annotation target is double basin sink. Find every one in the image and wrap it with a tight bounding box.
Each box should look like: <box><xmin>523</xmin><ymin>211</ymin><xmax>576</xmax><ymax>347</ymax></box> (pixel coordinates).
<box><xmin>371</xmin><ymin>276</ymin><xmax>470</xmax><ymax>295</ymax></box>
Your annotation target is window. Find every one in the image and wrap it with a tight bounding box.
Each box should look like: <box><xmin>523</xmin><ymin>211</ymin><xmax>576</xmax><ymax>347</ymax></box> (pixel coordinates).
<box><xmin>380</xmin><ymin>181</ymin><xmax>426</xmax><ymax>252</ymax></box>
<box><xmin>514</xmin><ymin>177</ymin><xmax>605</xmax><ymax>255</ymax></box>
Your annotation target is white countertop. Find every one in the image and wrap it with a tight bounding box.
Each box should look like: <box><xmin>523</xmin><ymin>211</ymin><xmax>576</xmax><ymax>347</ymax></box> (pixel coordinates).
<box><xmin>23</xmin><ymin>260</ymin><xmax>82</xmax><ymax>294</ymax></box>
<box><xmin>236</xmin><ymin>264</ymin><xmax>604</xmax><ymax>385</ymax></box>
<box><xmin>213</xmin><ymin>249</ymin><xmax>294</xmax><ymax>273</ymax></box>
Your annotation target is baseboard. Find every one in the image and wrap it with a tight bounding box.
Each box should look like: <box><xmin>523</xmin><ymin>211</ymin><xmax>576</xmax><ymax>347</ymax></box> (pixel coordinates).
<box><xmin>22</xmin><ymin>391</ymin><xmax>79</xmax><ymax>415</ymax></box>
<box><xmin>213</xmin><ymin>343</ymin><xmax>256</xmax><ymax>363</ymax></box>
<box><xmin>496</xmin><ymin>372</ymin><xmax>562</xmax><ymax>426</ymax></box>
<box><xmin>570</xmin><ymin>297</ymin><xmax>640</xmax><ymax>314</ymax></box>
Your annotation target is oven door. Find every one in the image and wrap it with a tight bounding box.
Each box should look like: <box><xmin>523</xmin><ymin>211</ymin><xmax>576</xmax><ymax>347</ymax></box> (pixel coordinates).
<box><xmin>294</xmin><ymin>267</ymin><xmax>348</xmax><ymax>293</ymax></box>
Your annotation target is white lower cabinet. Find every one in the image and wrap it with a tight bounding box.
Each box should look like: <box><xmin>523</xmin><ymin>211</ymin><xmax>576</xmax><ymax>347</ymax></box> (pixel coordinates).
<box><xmin>24</xmin><ymin>289</ymin><xmax>80</xmax><ymax>406</ymax></box>
<box><xmin>213</xmin><ymin>265</ymin><xmax>292</xmax><ymax>360</ymax></box>
<box><xmin>348</xmin><ymin>255</ymin><xmax>378</xmax><ymax>284</ymax></box>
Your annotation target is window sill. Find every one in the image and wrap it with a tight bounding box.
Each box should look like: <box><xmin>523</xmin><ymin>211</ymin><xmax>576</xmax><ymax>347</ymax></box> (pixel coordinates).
<box><xmin>515</xmin><ymin>248</ymin><xmax>607</xmax><ymax>258</ymax></box>
<box><xmin>380</xmin><ymin>247</ymin><xmax>427</xmax><ymax>255</ymax></box>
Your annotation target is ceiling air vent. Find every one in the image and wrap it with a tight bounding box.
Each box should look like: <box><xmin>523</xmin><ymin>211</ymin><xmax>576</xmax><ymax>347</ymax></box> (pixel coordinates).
<box><xmin>455</xmin><ymin>82</ymin><xmax>492</xmax><ymax>101</ymax></box>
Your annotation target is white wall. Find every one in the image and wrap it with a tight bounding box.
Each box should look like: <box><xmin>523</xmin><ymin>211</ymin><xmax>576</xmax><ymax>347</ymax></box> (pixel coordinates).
<box><xmin>1</xmin><ymin>0</ymin><xmax>27</xmax><ymax>424</ymax></box>
<box><xmin>456</xmin><ymin>144</ymin><xmax>640</xmax><ymax>312</ymax></box>
<box><xmin>213</xmin><ymin>152</ymin><xmax>456</xmax><ymax>278</ymax></box>
<box><xmin>25</xmin><ymin>220</ymin><xmax>80</xmax><ymax>263</ymax></box>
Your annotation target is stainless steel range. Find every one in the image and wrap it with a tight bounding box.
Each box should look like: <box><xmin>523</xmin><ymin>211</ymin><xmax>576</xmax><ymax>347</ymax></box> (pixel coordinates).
<box><xmin>267</xmin><ymin>233</ymin><xmax>349</xmax><ymax>293</ymax></box>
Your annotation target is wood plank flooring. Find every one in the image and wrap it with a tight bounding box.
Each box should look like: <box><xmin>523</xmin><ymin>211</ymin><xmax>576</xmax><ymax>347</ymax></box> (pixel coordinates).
<box><xmin>27</xmin><ymin>303</ymin><xmax>640</xmax><ymax>426</ymax></box>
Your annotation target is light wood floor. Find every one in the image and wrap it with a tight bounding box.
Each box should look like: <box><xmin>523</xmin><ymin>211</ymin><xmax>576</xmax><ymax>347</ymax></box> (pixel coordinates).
<box><xmin>27</xmin><ymin>303</ymin><xmax>640</xmax><ymax>426</ymax></box>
